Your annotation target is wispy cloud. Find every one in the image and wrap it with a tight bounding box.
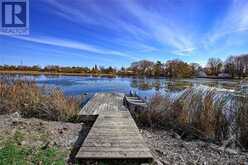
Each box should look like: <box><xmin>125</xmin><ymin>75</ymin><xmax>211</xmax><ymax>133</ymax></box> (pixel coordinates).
<box><xmin>206</xmin><ymin>0</ymin><xmax>248</xmax><ymax>44</ymax></box>
<box><xmin>123</xmin><ymin>1</ymin><xmax>195</xmax><ymax>52</ymax></box>
<box><xmin>113</xmin><ymin>39</ymin><xmax>159</xmax><ymax>52</ymax></box>
<box><xmin>12</xmin><ymin>36</ymin><xmax>135</xmax><ymax>59</ymax></box>
<box><xmin>172</xmin><ymin>48</ymin><xmax>196</xmax><ymax>56</ymax></box>
<box><xmin>41</xmin><ymin>0</ymin><xmax>195</xmax><ymax>56</ymax></box>
<box><xmin>42</xmin><ymin>0</ymin><xmax>150</xmax><ymax>41</ymax></box>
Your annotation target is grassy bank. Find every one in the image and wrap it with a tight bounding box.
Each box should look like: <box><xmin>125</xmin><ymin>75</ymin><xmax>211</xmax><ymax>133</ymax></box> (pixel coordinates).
<box><xmin>0</xmin><ymin>77</ymin><xmax>83</xmax><ymax>122</ymax></box>
<box><xmin>0</xmin><ymin>112</ymin><xmax>83</xmax><ymax>165</ymax></box>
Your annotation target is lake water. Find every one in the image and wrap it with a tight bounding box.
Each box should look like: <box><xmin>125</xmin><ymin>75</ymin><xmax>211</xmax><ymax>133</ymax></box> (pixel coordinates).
<box><xmin>5</xmin><ymin>74</ymin><xmax>248</xmax><ymax>98</ymax></box>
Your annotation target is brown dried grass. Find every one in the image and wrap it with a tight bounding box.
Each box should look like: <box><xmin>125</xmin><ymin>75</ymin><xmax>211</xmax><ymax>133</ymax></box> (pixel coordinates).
<box><xmin>134</xmin><ymin>87</ymin><xmax>242</xmax><ymax>147</ymax></box>
<box><xmin>235</xmin><ymin>96</ymin><xmax>248</xmax><ymax>149</ymax></box>
<box><xmin>0</xmin><ymin>77</ymin><xmax>82</xmax><ymax>122</ymax></box>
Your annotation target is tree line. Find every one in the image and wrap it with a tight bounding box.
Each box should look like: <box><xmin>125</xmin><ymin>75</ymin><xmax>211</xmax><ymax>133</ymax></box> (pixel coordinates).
<box><xmin>0</xmin><ymin>65</ymin><xmax>116</xmax><ymax>75</ymax></box>
<box><xmin>121</xmin><ymin>54</ymin><xmax>248</xmax><ymax>78</ymax></box>
<box><xmin>1</xmin><ymin>54</ymin><xmax>248</xmax><ymax>78</ymax></box>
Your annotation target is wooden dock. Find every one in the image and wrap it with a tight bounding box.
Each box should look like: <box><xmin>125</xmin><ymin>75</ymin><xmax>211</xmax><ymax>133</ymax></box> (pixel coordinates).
<box><xmin>76</xmin><ymin>93</ymin><xmax>153</xmax><ymax>162</ymax></box>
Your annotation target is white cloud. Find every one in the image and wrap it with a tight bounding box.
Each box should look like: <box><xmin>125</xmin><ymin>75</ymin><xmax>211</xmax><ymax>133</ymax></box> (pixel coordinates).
<box><xmin>12</xmin><ymin>36</ymin><xmax>135</xmax><ymax>59</ymax></box>
<box><xmin>172</xmin><ymin>48</ymin><xmax>196</xmax><ymax>56</ymax></box>
<box><xmin>42</xmin><ymin>0</ymin><xmax>150</xmax><ymax>41</ymax></box>
<box><xmin>207</xmin><ymin>0</ymin><xmax>248</xmax><ymax>44</ymax></box>
<box><xmin>41</xmin><ymin>0</ymin><xmax>195</xmax><ymax>56</ymax></box>
<box><xmin>123</xmin><ymin>1</ymin><xmax>195</xmax><ymax>54</ymax></box>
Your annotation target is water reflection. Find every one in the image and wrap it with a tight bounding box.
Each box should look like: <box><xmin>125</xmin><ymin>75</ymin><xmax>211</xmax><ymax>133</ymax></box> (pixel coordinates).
<box><xmin>130</xmin><ymin>79</ymin><xmax>153</xmax><ymax>91</ymax></box>
<box><xmin>0</xmin><ymin>74</ymin><xmax>247</xmax><ymax>98</ymax></box>
<box><xmin>166</xmin><ymin>81</ymin><xmax>192</xmax><ymax>92</ymax></box>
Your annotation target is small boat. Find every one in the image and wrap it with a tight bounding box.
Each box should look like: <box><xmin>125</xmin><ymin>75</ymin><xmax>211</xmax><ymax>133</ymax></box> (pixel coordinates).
<box><xmin>123</xmin><ymin>91</ymin><xmax>148</xmax><ymax>112</ymax></box>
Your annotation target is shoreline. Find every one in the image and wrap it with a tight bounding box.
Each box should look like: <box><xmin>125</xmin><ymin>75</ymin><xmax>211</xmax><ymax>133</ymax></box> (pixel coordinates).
<box><xmin>0</xmin><ymin>70</ymin><xmax>246</xmax><ymax>80</ymax></box>
<box><xmin>1</xmin><ymin>113</ymin><xmax>247</xmax><ymax>164</ymax></box>
<box><xmin>0</xmin><ymin>70</ymin><xmax>116</xmax><ymax>77</ymax></box>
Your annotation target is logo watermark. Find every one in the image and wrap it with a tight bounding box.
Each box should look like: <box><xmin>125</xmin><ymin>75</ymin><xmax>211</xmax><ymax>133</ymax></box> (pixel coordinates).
<box><xmin>0</xmin><ymin>0</ymin><xmax>29</xmax><ymax>35</ymax></box>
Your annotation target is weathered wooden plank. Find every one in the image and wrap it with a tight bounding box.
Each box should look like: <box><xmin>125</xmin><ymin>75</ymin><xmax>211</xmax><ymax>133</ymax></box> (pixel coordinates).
<box><xmin>88</xmin><ymin>130</ymin><xmax>139</xmax><ymax>134</ymax></box>
<box><xmin>84</xmin><ymin>139</ymin><xmax>144</xmax><ymax>144</ymax></box>
<box><xmin>89</xmin><ymin>133</ymin><xmax>140</xmax><ymax>136</ymax></box>
<box><xmin>93</xmin><ymin>126</ymin><xmax>137</xmax><ymax>129</ymax></box>
<box><xmin>126</xmin><ymin>98</ymin><xmax>144</xmax><ymax>102</ymax></box>
<box><xmin>79</xmin><ymin>147</ymin><xmax>150</xmax><ymax>152</ymax></box>
<box><xmin>86</xmin><ymin>134</ymin><xmax>142</xmax><ymax>139</ymax></box>
<box><xmin>88</xmin><ymin>129</ymin><xmax>139</xmax><ymax>133</ymax></box>
<box><xmin>126</xmin><ymin>96</ymin><xmax>139</xmax><ymax>100</ymax></box>
<box><xmin>77</xmin><ymin>151</ymin><xmax>153</xmax><ymax>159</ymax></box>
<box><xmin>83</xmin><ymin>142</ymin><xmax>146</xmax><ymax>147</ymax></box>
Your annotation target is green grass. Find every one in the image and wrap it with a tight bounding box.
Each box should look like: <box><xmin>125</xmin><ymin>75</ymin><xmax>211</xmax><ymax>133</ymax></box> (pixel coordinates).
<box><xmin>0</xmin><ymin>143</ymin><xmax>30</xmax><ymax>165</ymax></box>
<box><xmin>0</xmin><ymin>143</ymin><xmax>66</xmax><ymax>165</ymax></box>
<box><xmin>0</xmin><ymin>132</ymin><xmax>66</xmax><ymax>165</ymax></box>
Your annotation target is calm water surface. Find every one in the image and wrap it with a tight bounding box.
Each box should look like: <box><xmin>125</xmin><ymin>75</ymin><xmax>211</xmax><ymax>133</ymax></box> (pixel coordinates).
<box><xmin>7</xmin><ymin>74</ymin><xmax>248</xmax><ymax>98</ymax></box>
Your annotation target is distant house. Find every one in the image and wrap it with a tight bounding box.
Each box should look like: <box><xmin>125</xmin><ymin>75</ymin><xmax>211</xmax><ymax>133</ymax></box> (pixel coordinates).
<box><xmin>218</xmin><ymin>73</ymin><xmax>231</xmax><ymax>78</ymax></box>
<box><xmin>127</xmin><ymin>70</ymin><xmax>135</xmax><ymax>74</ymax></box>
<box><xmin>197</xmin><ymin>71</ymin><xmax>207</xmax><ymax>77</ymax></box>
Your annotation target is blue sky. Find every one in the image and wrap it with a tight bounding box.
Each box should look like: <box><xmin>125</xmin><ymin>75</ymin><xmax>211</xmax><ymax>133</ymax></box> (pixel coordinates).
<box><xmin>1</xmin><ymin>0</ymin><xmax>248</xmax><ymax>67</ymax></box>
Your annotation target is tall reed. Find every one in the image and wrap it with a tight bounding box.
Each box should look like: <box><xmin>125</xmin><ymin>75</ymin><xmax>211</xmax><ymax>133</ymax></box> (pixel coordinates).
<box><xmin>0</xmin><ymin>77</ymin><xmax>82</xmax><ymax>122</ymax></box>
<box><xmin>235</xmin><ymin>96</ymin><xmax>248</xmax><ymax>149</ymax></box>
<box><xmin>133</xmin><ymin>86</ymin><xmax>248</xmax><ymax>149</ymax></box>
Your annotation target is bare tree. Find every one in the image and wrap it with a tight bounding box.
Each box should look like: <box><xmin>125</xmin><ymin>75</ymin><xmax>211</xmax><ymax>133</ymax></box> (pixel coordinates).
<box><xmin>224</xmin><ymin>56</ymin><xmax>236</xmax><ymax>78</ymax></box>
<box><xmin>207</xmin><ymin>58</ymin><xmax>223</xmax><ymax>76</ymax></box>
<box><xmin>130</xmin><ymin>60</ymin><xmax>154</xmax><ymax>75</ymax></box>
<box><xmin>190</xmin><ymin>63</ymin><xmax>201</xmax><ymax>76</ymax></box>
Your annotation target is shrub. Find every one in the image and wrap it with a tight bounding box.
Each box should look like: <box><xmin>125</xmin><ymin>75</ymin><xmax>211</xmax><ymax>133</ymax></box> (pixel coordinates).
<box><xmin>133</xmin><ymin>93</ymin><xmax>180</xmax><ymax>128</ymax></box>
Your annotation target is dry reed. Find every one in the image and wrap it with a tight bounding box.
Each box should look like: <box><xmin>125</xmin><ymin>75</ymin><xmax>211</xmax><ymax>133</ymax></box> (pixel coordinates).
<box><xmin>0</xmin><ymin>77</ymin><xmax>82</xmax><ymax>122</ymax></box>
